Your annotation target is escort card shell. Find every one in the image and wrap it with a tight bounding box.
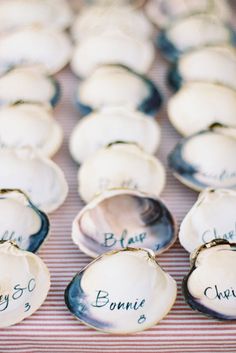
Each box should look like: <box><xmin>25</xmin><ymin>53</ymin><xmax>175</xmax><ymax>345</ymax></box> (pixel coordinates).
<box><xmin>0</xmin><ymin>241</ymin><xmax>50</xmax><ymax>327</ymax></box>
<box><xmin>0</xmin><ymin>103</ymin><xmax>63</xmax><ymax>157</ymax></box>
<box><xmin>179</xmin><ymin>189</ymin><xmax>236</xmax><ymax>253</ymax></box>
<box><xmin>71</xmin><ymin>31</ymin><xmax>155</xmax><ymax>78</ymax></box>
<box><xmin>69</xmin><ymin>107</ymin><xmax>161</xmax><ymax>164</ymax></box>
<box><xmin>183</xmin><ymin>239</ymin><xmax>236</xmax><ymax>320</ymax></box>
<box><xmin>145</xmin><ymin>0</ymin><xmax>231</xmax><ymax>28</ymax></box>
<box><xmin>0</xmin><ymin>27</ymin><xmax>72</xmax><ymax>75</ymax></box>
<box><xmin>168</xmin><ymin>46</ymin><xmax>236</xmax><ymax>91</ymax></box>
<box><xmin>168</xmin><ymin>124</ymin><xmax>236</xmax><ymax>191</ymax></box>
<box><xmin>0</xmin><ymin>147</ymin><xmax>68</xmax><ymax>213</ymax></box>
<box><xmin>76</xmin><ymin>65</ymin><xmax>162</xmax><ymax>116</ymax></box>
<box><xmin>78</xmin><ymin>143</ymin><xmax>166</xmax><ymax>203</ymax></box>
<box><xmin>72</xmin><ymin>188</ymin><xmax>176</xmax><ymax>258</ymax></box>
<box><xmin>157</xmin><ymin>14</ymin><xmax>234</xmax><ymax>61</ymax></box>
<box><xmin>0</xmin><ymin>0</ymin><xmax>73</xmax><ymax>32</ymax></box>
<box><xmin>0</xmin><ymin>67</ymin><xmax>60</xmax><ymax>107</ymax></box>
<box><xmin>168</xmin><ymin>82</ymin><xmax>236</xmax><ymax>136</ymax></box>
<box><xmin>65</xmin><ymin>248</ymin><xmax>177</xmax><ymax>334</ymax></box>
<box><xmin>71</xmin><ymin>5</ymin><xmax>153</xmax><ymax>42</ymax></box>
<box><xmin>0</xmin><ymin>189</ymin><xmax>49</xmax><ymax>252</ymax></box>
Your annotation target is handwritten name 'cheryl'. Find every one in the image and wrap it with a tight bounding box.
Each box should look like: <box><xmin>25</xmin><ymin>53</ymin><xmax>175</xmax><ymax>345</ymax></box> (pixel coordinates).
<box><xmin>204</xmin><ymin>285</ymin><xmax>236</xmax><ymax>300</ymax></box>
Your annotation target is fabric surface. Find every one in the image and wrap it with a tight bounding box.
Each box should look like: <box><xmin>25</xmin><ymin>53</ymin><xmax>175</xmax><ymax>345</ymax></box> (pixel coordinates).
<box><xmin>1</xmin><ymin>8</ymin><xmax>236</xmax><ymax>353</ymax></box>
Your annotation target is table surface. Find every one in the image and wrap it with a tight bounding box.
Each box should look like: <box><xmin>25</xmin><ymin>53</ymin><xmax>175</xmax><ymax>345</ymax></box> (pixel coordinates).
<box><xmin>1</xmin><ymin>5</ymin><xmax>236</xmax><ymax>353</ymax></box>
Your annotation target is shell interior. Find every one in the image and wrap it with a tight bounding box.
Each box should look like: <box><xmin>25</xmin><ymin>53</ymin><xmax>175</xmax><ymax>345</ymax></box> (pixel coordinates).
<box><xmin>76</xmin><ymin>65</ymin><xmax>162</xmax><ymax>116</ymax></box>
<box><xmin>183</xmin><ymin>240</ymin><xmax>236</xmax><ymax>320</ymax></box>
<box><xmin>72</xmin><ymin>189</ymin><xmax>176</xmax><ymax>258</ymax></box>
<box><xmin>65</xmin><ymin>248</ymin><xmax>177</xmax><ymax>334</ymax></box>
<box><xmin>168</xmin><ymin>125</ymin><xmax>236</xmax><ymax>191</ymax></box>
<box><xmin>157</xmin><ymin>14</ymin><xmax>234</xmax><ymax>61</ymax></box>
<box><xmin>69</xmin><ymin>106</ymin><xmax>161</xmax><ymax>164</ymax></box>
<box><xmin>0</xmin><ymin>189</ymin><xmax>49</xmax><ymax>253</ymax></box>
<box><xmin>168</xmin><ymin>46</ymin><xmax>236</xmax><ymax>91</ymax></box>
<box><xmin>0</xmin><ymin>241</ymin><xmax>50</xmax><ymax>327</ymax></box>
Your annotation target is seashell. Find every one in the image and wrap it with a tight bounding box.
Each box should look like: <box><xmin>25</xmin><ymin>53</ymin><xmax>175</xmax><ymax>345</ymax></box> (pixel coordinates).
<box><xmin>0</xmin><ymin>189</ymin><xmax>49</xmax><ymax>253</ymax></box>
<box><xmin>65</xmin><ymin>248</ymin><xmax>177</xmax><ymax>333</ymax></box>
<box><xmin>0</xmin><ymin>27</ymin><xmax>72</xmax><ymax>75</ymax></box>
<box><xmin>0</xmin><ymin>103</ymin><xmax>63</xmax><ymax>157</ymax></box>
<box><xmin>0</xmin><ymin>0</ymin><xmax>73</xmax><ymax>32</ymax></box>
<box><xmin>81</xmin><ymin>0</ymin><xmax>145</xmax><ymax>7</ymax></box>
<box><xmin>72</xmin><ymin>189</ymin><xmax>177</xmax><ymax>258</ymax></box>
<box><xmin>76</xmin><ymin>65</ymin><xmax>162</xmax><ymax>116</ymax></box>
<box><xmin>69</xmin><ymin>107</ymin><xmax>161</xmax><ymax>164</ymax></box>
<box><xmin>78</xmin><ymin>143</ymin><xmax>166</xmax><ymax>203</ymax></box>
<box><xmin>168</xmin><ymin>82</ymin><xmax>236</xmax><ymax>136</ymax></box>
<box><xmin>168</xmin><ymin>124</ymin><xmax>236</xmax><ymax>192</ymax></box>
<box><xmin>0</xmin><ymin>147</ymin><xmax>68</xmax><ymax>213</ymax></box>
<box><xmin>157</xmin><ymin>14</ymin><xmax>234</xmax><ymax>61</ymax></box>
<box><xmin>145</xmin><ymin>0</ymin><xmax>231</xmax><ymax>28</ymax></box>
<box><xmin>168</xmin><ymin>46</ymin><xmax>236</xmax><ymax>91</ymax></box>
<box><xmin>71</xmin><ymin>31</ymin><xmax>155</xmax><ymax>78</ymax></box>
<box><xmin>0</xmin><ymin>67</ymin><xmax>60</xmax><ymax>107</ymax></box>
<box><xmin>0</xmin><ymin>241</ymin><xmax>50</xmax><ymax>327</ymax></box>
<box><xmin>179</xmin><ymin>189</ymin><xmax>236</xmax><ymax>253</ymax></box>
<box><xmin>71</xmin><ymin>5</ymin><xmax>153</xmax><ymax>42</ymax></box>
<box><xmin>183</xmin><ymin>239</ymin><xmax>236</xmax><ymax>320</ymax></box>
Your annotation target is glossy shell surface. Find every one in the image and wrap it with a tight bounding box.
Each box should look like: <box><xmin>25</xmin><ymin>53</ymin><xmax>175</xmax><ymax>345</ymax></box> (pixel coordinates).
<box><xmin>71</xmin><ymin>5</ymin><xmax>153</xmax><ymax>41</ymax></box>
<box><xmin>0</xmin><ymin>241</ymin><xmax>50</xmax><ymax>327</ymax></box>
<box><xmin>76</xmin><ymin>65</ymin><xmax>162</xmax><ymax>116</ymax></box>
<box><xmin>168</xmin><ymin>125</ymin><xmax>236</xmax><ymax>191</ymax></box>
<box><xmin>0</xmin><ymin>27</ymin><xmax>72</xmax><ymax>75</ymax></box>
<box><xmin>183</xmin><ymin>240</ymin><xmax>236</xmax><ymax>320</ymax></box>
<box><xmin>69</xmin><ymin>107</ymin><xmax>161</xmax><ymax>164</ymax></box>
<box><xmin>0</xmin><ymin>67</ymin><xmax>60</xmax><ymax>107</ymax></box>
<box><xmin>72</xmin><ymin>189</ymin><xmax>176</xmax><ymax>258</ymax></box>
<box><xmin>168</xmin><ymin>82</ymin><xmax>236</xmax><ymax>136</ymax></box>
<box><xmin>0</xmin><ymin>0</ymin><xmax>73</xmax><ymax>32</ymax></box>
<box><xmin>65</xmin><ymin>248</ymin><xmax>177</xmax><ymax>334</ymax></box>
<box><xmin>0</xmin><ymin>103</ymin><xmax>63</xmax><ymax>157</ymax></box>
<box><xmin>0</xmin><ymin>189</ymin><xmax>49</xmax><ymax>252</ymax></box>
<box><xmin>157</xmin><ymin>14</ymin><xmax>234</xmax><ymax>61</ymax></box>
<box><xmin>179</xmin><ymin>189</ymin><xmax>236</xmax><ymax>253</ymax></box>
<box><xmin>0</xmin><ymin>147</ymin><xmax>68</xmax><ymax>213</ymax></box>
<box><xmin>71</xmin><ymin>31</ymin><xmax>155</xmax><ymax>78</ymax></box>
<box><xmin>78</xmin><ymin>143</ymin><xmax>166</xmax><ymax>203</ymax></box>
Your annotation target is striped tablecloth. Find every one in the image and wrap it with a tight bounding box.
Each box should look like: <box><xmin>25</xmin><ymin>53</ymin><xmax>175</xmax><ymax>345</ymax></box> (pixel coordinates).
<box><xmin>1</xmin><ymin>13</ymin><xmax>236</xmax><ymax>353</ymax></box>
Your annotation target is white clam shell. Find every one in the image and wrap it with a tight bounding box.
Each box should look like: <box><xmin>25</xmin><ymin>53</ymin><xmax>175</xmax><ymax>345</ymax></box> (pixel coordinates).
<box><xmin>179</xmin><ymin>189</ymin><xmax>236</xmax><ymax>253</ymax></box>
<box><xmin>176</xmin><ymin>46</ymin><xmax>236</xmax><ymax>91</ymax></box>
<box><xmin>0</xmin><ymin>189</ymin><xmax>49</xmax><ymax>252</ymax></box>
<box><xmin>183</xmin><ymin>240</ymin><xmax>236</xmax><ymax>320</ymax></box>
<box><xmin>69</xmin><ymin>107</ymin><xmax>161</xmax><ymax>164</ymax></box>
<box><xmin>165</xmin><ymin>14</ymin><xmax>232</xmax><ymax>53</ymax></box>
<box><xmin>0</xmin><ymin>147</ymin><xmax>68</xmax><ymax>213</ymax></box>
<box><xmin>72</xmin><ymin>188</ymin><xmax>177</xmax><ymax>258</ymax></box>
<box><xmin>71</xmin><ymin>5</ymin><xmax>153</xmax><ymax>41</ymax></box>
<box><xmin>0</xmin><ymin>67</ymin><xmax>59</xmax><ymax>106</ymax></box>
<box><xmin>65</xmin><ymin>248</ymin><xmax>177</xmax><ymax>334</ymax></box>
<box><xmin>71</xmin><ymin>31</ymin><xmax>155</xmax><ymax>78</ymax></box>
<box><xmin>78</xmin><ymin>143</ymin><xmax>166</xmax><ymax>203</ymax></box>
<box><xmin>0</xmin><ymin>0</ymin><xmax>73</xmax><ymax>32</ymax></box>
<box><xmin>168</xmin><ymin>82</ymin><xmax>236</xmax><ymax>136</ymax></box>
<box><xmin>0</xmin><ymin>27</ymin><xmax>72</xmax><ymax>75</ymax></box>
<box><xmin>169</xmin><ymin>125</ymin><xmax>236</xmax><ymax>191</ymax></box>
<box><xmin>0</xmin><ymin>241</ymin><xmax>50</xmax><ymax>327</ymax></box>
<box><xmin>0</xmin><ymin>103</ymin><xmax>63</xmax><ymax>157</ymax></box>
<box><xmin>145</xmin><ymin>0</ymin><xmax>231</xmax><ymax>28</ymax></box>
<box><xmin>76</xmin><ymin>65</ymin><xmax>161</xmax><ymax>115</ymax></box>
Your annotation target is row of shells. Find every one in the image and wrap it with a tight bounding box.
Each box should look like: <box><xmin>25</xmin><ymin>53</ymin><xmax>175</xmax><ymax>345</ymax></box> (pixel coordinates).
<box><xmin>0</xmin><ymin>0</ymin><xmax>236</xmax><ymax>336</ymax></box>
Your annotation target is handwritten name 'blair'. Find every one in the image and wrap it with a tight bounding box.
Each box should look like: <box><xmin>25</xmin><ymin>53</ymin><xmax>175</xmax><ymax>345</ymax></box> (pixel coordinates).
<box><xmin>102</xmin><ymin>230</ymin><xmax>147</xmax><ymax>248</ymax></box>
